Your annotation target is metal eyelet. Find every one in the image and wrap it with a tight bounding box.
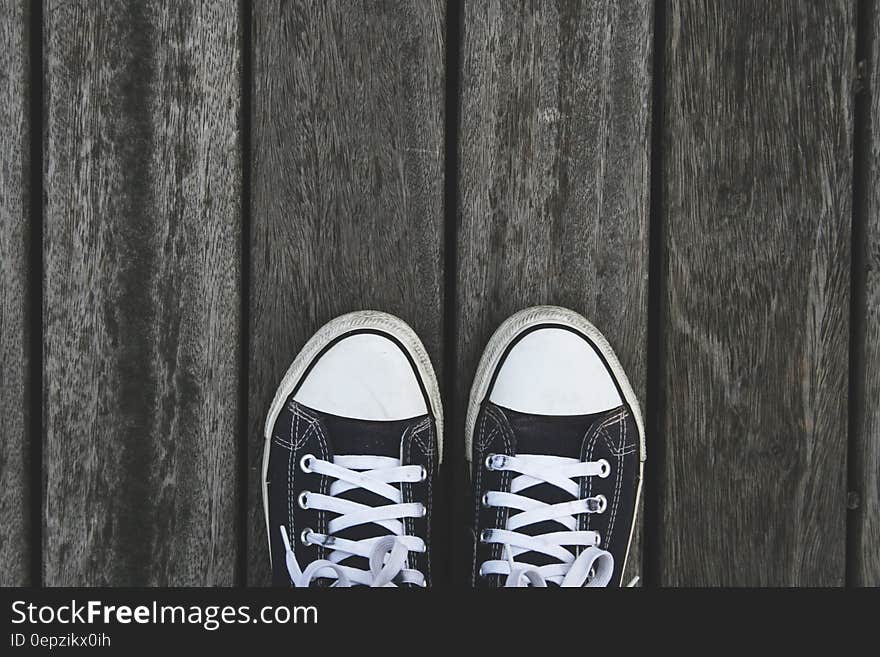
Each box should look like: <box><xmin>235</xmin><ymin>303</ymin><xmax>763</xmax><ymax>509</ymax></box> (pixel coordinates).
<box><xmin>299</xmin><ymin>453</ymin><xmax>315</xmax><ymax>473</ymax></box>
<box><xmin>597</xmin><ymin>458</ymin><xmax>611</xmax><ymax>478</ymax></box>
<box><xmin>586</xmin><ymin>495</ymin><xmax>608</xmax><ymax>513</ymax></box>
<box><xmin>300</xmin><ymin>528</ymin><xmax>314</xmax><ymax>545</ymax></box>
<box><xmin>481</xmin><ymin>492</ymin><xmax>491</xmax><ymax>508</ymax></box>
<box><xmin>594</xmin><ymin>533</ymin><xmax>602</xmax><ymax>547</ymax></box>
<box><xmin>297</xmin><ymin>491</ymin><xmax>309</xmax><ymax>510</ymax></box>
<box><xmin>485</xmin><ymin>454</ymin><xmax>506</xmax><ymax>471</ymax></box>
<box><xmin>419</xmin><ymin>504</ymin><xmax>427</xmax><ymax>518</ymax></box>
<box><xmin>419</xmin><ymin>466</ymin><xmax>428</xmax><ymax>482</ymax></box>
<box><xmin>479</xmin><ymin>529</ymin><xmax>492</xmax><ymax>543</ymax></box>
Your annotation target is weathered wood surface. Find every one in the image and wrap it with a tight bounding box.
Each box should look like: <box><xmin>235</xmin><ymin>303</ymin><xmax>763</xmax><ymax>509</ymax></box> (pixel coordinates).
<box><xmin>43</xmin><ymin>1</ymin><xmax>241</xmax><ymax>585</ymax></box>
<box><xmin>456</xmin><ymin>0</ymin><xmax>653</xmax><ymax>585</ymax></box>
<box><xmin>0</xmin><ymin>0</ymin><xmax>30</xmax><ymax>587</ymax></box>
<box><xmin>248</xmin><ymin>0</ymin><xmax>446</xmax><ymax>585</ymax></box>
<box><xmin>852</xmin><ymin>6</ymin><xmax>880</xmax><ymax>587</ymax></box>
<box><xmin>0</xmin><ymin>0</ymin><xmax>872</xmax><ymax>589</ymax></box>
<box><xmin>659</xmin><ymin>0</ymin><xmax>854</xmax><ymax>586</ymax></box>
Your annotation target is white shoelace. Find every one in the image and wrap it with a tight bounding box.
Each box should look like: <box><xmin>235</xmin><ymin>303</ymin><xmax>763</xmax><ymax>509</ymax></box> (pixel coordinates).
<box><xmin>280</xmin><ymin>454</ymin><xmax>427</xmax><ymax>587</ymax></box>
<box><xmin>479</xmin><ymin>453</ymin><xmax>616</xmax><ymax>587</ymax></box>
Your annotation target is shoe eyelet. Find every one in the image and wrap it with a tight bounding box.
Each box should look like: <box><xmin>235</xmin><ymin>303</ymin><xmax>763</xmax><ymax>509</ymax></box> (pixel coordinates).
<box><xmin>586</xmin><ymin>495</ymin><xmax>608</xmax><ymax>513</ymax></box>
<box><xmin>300</xmin><ymin>528</ymin><xmax>314</xmax><ymax>545</ymax></box>
<box><xmin>485</xmin><ymin>454</ymin><xmax>506</xmax><ymax>471</ymax></box>
<box><xmin>299</xmin><ymin>453</ymin><xmax>316</xmax><ymax>473</ymax></box>
<box><xmin>297</xmin><ymin>491</ymin><xmax>309</xmax><ymax>510</ymax></box>
<box><xmin>597</xmin><ymin>458</ymin><xmax>611</xmax><ymax>478</ymax></box>
<box><xmin>419</xmin><ymin>504</ymin><xmax>427</xmax><ymax>518</ymax></box>
<box><xmin>479</xmin><ymin>529</ymin><xmax>492</xmax><ymax>543</ymax></box>
<box><xmin>594</xmin><ymin>533</ymin><xmax>602</xmax><ymax>547</ymax></box>
<box><xmin>481</xmin><ymin>492</ymin><xmax>491</xmax><ymax>508</ymax></box>
<box><xmin>419</xmin><ymin>465</ymin><xmax>428</xmax><ymax>482</ymax></box>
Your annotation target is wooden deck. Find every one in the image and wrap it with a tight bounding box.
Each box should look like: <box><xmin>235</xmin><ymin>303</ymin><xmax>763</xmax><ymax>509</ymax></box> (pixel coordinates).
<box><xmin>0</xmin><ymin>0</ymin><xmax>876</xmax><ymax>587</ymax></box>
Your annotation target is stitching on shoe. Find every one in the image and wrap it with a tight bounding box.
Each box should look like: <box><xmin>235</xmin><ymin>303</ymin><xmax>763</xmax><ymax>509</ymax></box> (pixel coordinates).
<box><xmin>287</xmin><ymin>403</ymin><xmax>331</xmax><ymax>559</ymax></box>
<box><xmin>471</xmin><ymin>409</ymin><xmax>489</xmax><ymax>584</ymax></box>
<box><xmin>401</xmin><ymin>423</ymin><xmax>416</xmax><ymax>574</ymax></box>
<box><xmin>310</xmin><ymin>417</ymin><xmax>331</xmax><ymax>558</ymax></box>
<box><xmin>400</xmin><ymin>417</ymin><xmax>433</xmax><ymax>586</ymax></box>
<box><xmin>290</xmin><ymin>407</ymin><xmax>314</xmax><ymax>449</ymax></box>
<box><xmin>272</xmin><ymin>435</ymin><xmax>294</xmax><ymax>450</ymax></box>
<box><xmin>477</xmin><ymin>415</ymin><xmax>500</xmax><ymax>451</ymax></box>
<box><xmin>605</xmin><ymin>415</ymin><xmax>626</xmax><ymax>544</ymax></box>
<box><xmin>580</xmin><ymin>409</ymin><xmax>627</xmax><ymax>536</ymax></box>
<box><xmin>582</xmin><ymin>431</ymin><xmax>601</xmax><ymax>536</ymax></box>
<box><xmin>412</xmin><ymin>419</ymin><xmax>434</xmax><ymax>585</ymax></box>
<box><xmin>484</xmin><ymin>405</ymin><xmax>514</xmax><ymax>572</ymax></box>
<box><xmin>287</xmin><ymin>412</ymin><xmax>297</xmax><ymax>545</ymax></box>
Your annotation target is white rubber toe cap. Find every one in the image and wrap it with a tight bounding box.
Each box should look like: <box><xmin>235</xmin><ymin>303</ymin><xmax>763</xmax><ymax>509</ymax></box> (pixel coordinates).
<box><xmin>293</xmin><ymin>333</ymin><xmax>428</xmax><ymax>421</ymax></box>
<box><xmin>488</xmin><ymin>327</ymin><xmax>622</xmax><ymax>415</ymax></box>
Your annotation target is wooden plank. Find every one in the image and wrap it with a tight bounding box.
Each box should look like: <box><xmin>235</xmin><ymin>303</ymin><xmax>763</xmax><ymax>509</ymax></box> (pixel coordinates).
<box><xmin>248</xmin><ymin>1</ymin><xmax>446</xmax><ymax>585</ymax></box>
<box><xmin>0</xmin><ymin>0</ymin><xmax>30</xmax><ymax>587</ymax></box>
<box><xmin>659</xmin><ymin>0</ymin><xmax>854</xmax><ymax>585</ymax></box>
<box><xmin>43</xmin><ymin>1</ymin><xmax>241</xmax><ymax>585</ymax></box>
<box><xmin>852</xmin><ymin>4</ymin><xmax>880</xmax><ymax>587</ymax></box>
<box><xmin>456</xmin><ymin>0</ymin><xmax>653</xmax><ymax>585</ymax></box>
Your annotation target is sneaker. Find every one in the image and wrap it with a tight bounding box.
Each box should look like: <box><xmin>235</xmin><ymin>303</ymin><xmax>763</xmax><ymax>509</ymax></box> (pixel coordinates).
<box><xmin>262</xmin><ymin>311</ymin><xmax>442</xmax><ymax>587</ymax></box>
<box><xmin>466</xmin><ymin>306</ymin><xmax>645</xmax><ymax>587</ymax></box>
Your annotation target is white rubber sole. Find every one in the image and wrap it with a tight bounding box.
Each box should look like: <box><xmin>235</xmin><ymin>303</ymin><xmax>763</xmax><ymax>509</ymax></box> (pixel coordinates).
<box><xmin>464</xmin><ymin>305</ymin><xmax>646</xmax><ymax>585</ymax></box>
<box><xmin>261</xmin><ymin>311</ymin><xmax>443</xmax><ymax>564</ymax></box>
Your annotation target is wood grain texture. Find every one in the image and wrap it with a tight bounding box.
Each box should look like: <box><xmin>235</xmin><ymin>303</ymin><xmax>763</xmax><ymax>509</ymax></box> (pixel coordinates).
<box><xmin>248</xmin><ymin>0</ymin><xmax>446</xmax><ymax>584</ymax></box>
<box><xmin>0</xmin><ymin>0</ymin><xmax>30</xmax><ymax>586</ymax></box>
<box><xmin>43</xmin><ymin>1</ymin><xmax>240</xmax><ymax>585</ymax></box>
<box><xmin>659</xmin><ymin>0</ymin><xmax>854</xmax><ymax>585</ymax></box>
<box><xmin>852</xmin><ymin>4</ymin><xmax>880</xmax><ymax>587</ymax></box>
<box><xmin>456</xmin><ymin>0</ymin><xmax>652</xmax><ymax>586</ymax></box>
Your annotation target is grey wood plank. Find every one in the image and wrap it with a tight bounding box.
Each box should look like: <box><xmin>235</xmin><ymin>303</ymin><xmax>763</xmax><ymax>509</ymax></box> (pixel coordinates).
<box><xmin>0</xmin><ymin>0</ymin><xmax>30</xmax><ymax>587</ymax></box>
<box><xmin>43</xmin><ymin>0</ymin><xmax>241</xmax><ymax>585</ymax></box>
<box><xmin>248</xmin><ymin>1</ymin><xmax>446</xmax><ymax>585</ymax></box>
<box><xmin>457</xmin><ymin>0</ymin><xmax>653</xmax><ymax>586</ymax></box>
<box><xmin>852</xmin><ymin>4</ymin><xmax>880</xmax><ymax>587</ymax></box>
<box><xmin>660</xmin><ymin>0</ymin><xmax>854</xmax><ymax>585</ymax></box>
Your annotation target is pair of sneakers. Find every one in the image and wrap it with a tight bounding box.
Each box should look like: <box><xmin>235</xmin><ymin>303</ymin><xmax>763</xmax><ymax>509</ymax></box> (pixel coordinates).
<box><xmin>262</xmin><ymin>306</ymin><xmax>645</xmax><ymax>587</ymax></box>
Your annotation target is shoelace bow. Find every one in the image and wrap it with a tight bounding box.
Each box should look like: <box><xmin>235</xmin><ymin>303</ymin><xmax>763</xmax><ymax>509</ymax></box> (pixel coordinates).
<box><xmin>280</xmin><ymin>454</ymin><xmax>427</xmax><ymax>587</ymax></box>
<box><xmin>479</xmin><ymin>453</ymin><xmax>616</xmax><ymax>587</ymax></box>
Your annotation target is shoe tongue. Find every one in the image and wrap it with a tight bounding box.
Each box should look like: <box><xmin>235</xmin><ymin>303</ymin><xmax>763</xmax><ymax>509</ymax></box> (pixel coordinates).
<box><xmin>310</xmin><ymin>409</ymin><xmax>420</xmax><ymax>458</ymax></box>
<box><xmin>500</xmin><ymin>406</ymin><xmax>608</xmax><ymax>458</ymax></box>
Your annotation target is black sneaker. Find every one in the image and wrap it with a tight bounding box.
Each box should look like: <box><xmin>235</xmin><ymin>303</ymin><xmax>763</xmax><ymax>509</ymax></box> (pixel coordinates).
<box><xmin>466</xmin><ymin>306</ymin><xmax>645</xmax><ymax>587</ymax></box>
<box><xmin>262</xmin><ymin>311</ymin><xmax>442</xmax><ymax>587</ymax></box>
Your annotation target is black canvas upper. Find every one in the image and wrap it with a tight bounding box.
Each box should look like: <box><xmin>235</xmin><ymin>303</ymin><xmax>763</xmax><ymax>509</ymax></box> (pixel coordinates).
<box><xmin>470</xmin><ymin>401</ymin><xmax>640</xmax><ymax>587</ymax></box>
<box><xmin>267</xmin><ymin>398</ymin><xmax>436</xmax><ymax>587</ymax></box>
